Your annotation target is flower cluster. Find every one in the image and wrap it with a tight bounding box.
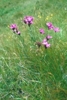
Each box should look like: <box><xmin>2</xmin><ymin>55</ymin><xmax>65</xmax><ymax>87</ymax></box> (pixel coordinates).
<box><xmin>46</xmin><ymin>22</ymin><xmax>53</xmax><ymax>30</ymax></box>
<box><xmin>42</xmin><ymin>35</ymin><xmax>52</xmax><ymax>48</ymax></box>
<box><xmin>36</xmin><ymin>34</ymin><xmax>52</xmax><ymax>49</ymax></box>
<box><xmin>10</xmin><ymin>24</ymin><xmax>20</xmax><ymax>35</ymax></box>
<box><xmin>36</xmin><ymin>22</ymin><xmax>60</xmax><ymax>48</ymax></box>
<box><xmin>46</xmin><ymin>22</ymin><xmax>60</xmax><ymax>32</ymax></box>
<box><xmin>10</xmin><ymin>16</ymin><xmax>60</xmax><ymax>49</ymax></box>
<box><xmin>23</xmin><ymin>16</ymin><xmax>34</xmax><ymax>26</ymax></box>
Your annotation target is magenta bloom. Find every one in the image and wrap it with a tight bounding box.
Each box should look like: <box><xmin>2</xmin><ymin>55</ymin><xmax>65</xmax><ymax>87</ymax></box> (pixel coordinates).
<box><xmin>46</xmin><ymin>35</ymin><xmax>52</xmax><ymax>40</ymax></box>
<box><xmin>42</xmin><ymin>38</ymin><xmax>47</xmax><ymax>44</ymax></box>
<box><xmin>42</xmin><ymin>38</ymin><xmax>51</xmax><ymax>48</ymax></box>
<box><xmin>10</xmin><ymin>24</ymin><xmax>17</xmax><ymax>30</ymax></box>
<box><xmin>42</xmin><ymin>39</ymin><xmax>51</xmax><ymax>48</ymax></box>
<box><xmin>42</xmin><ymin>41</ymin><xmax>48</xmax><ymax>45</ymax></box>
<box><xmin>45</xmin><ymin>43</ymin><xmax>51</xmax><ymax>48</ymax></box>
<box><xmin>39</xmin><ymin>28</ymin><xmax>45</xmax><ymax>34</ymax></box>
<box><xmin>16</xmin><ymin>31</ymin><xmax>21</xmax><ymax>35</ymax></box>
<box><xmin>10</xmin><ymin>24</ymin><xmax>21</xmax><ymax>35</ymax></box>
<box><xmin>53</xmin><ymin>27</ymin><xmax>60</xmax><ymax>32</ymax></box>
<box><xmin>23</xmin><ymin>16</ymin><xmax>34</xmax><ymax>26</ymax></box>
<box><xmin>46</xmin><ymin>22</ymin><xmax>54</xmax><ymax>30</ymax></box>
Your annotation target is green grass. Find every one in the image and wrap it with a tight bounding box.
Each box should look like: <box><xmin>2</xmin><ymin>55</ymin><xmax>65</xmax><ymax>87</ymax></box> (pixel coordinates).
<box><xmin>0</xmin><ymin>0</ymin><xmax>67</xmax><ymax>100</ymax></box>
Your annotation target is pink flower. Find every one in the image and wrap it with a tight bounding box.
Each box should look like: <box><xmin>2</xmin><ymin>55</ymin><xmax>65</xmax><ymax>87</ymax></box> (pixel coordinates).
<box><xmin>39</xmin><ymin>28</ymin><xmax>45</xmax><ymax>34</ymax></box>
<box><xmin>23</xmin><ymin>16</ymin><xmax>34</xmax><ymax>26</ymax></box>
<box><xmin>16</xmin><ymin>31</ymin><xmax>21</xmax><ymax>35</ymax></box>
<box><xmin>46</xmin><ymin>22</ymin><xmax>54</xmax><ymax>30</ymax></box>
<box><xmin>42</xmin><ymin>40</ymin><xmax>51</xmax><ymax>48</ymax></box>
<box><xmin>42</xmin><ymin>38</ymin><xmax>51</xmax><ymax>48</ymax></box>
<box><xmin>10</xmin><ymin>24</ymin><xmax>17</xmax><ymax>30</ymax></box>
<box><xmin>42</xmin><ymin>38</ymin><xmax>48</xmax><ymax>45</ymax></box>
<box><xmin>10</xmin><ymin>24</ymin><xmax>21</xmax><ymax>35</ymax></box>
<box><xmin>53</xmin><ymin>27</ymin><xmax>60</xmax><ymax>32</ymax></box>
<box><xmin>46</xmin><ymin>35</ymin><xmax>52</xmax><ymax>40</ymax></box>
<box><xmin>42</xmin><ymin>41</ymin><xmax>48</xmax><ymax>45</ymax></box>
<box><xmin>45</xmin><ymin>43</ymin><xmax>51</xmax><ymax>48</ymax></box>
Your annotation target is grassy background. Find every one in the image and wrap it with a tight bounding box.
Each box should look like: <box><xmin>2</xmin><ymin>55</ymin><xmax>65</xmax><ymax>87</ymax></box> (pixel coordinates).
<box><xmin>0</xmin><ymin>0</ymin><xmax>67</xmax><ymax>100</ymax></box>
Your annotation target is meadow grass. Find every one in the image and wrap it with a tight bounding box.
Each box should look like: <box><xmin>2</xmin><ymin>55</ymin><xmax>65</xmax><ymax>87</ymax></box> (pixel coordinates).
<box><xmin>0</xmin><ymin>0</ymin><xmax>67</xmax><ymax>100</ymax></box>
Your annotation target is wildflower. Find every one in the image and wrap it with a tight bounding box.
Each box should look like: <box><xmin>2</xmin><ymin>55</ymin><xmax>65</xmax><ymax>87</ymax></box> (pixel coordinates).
<box><xmin>42</xmin><ymin>38</ymin><xmax>47</xmax><ymax>44</ymax></box>
<box><xmin>39</xmin><ymin>28</ymin><xmax>45</xmax><ymax>34</ymax></box>
<box><xmin>53</xmin><ymin>27</ymin><xmax>60</xmax><ymax>32</ymax></box>
<box><xmin>46</xmin><ymin>35</ymin><xmax>52</xmax><ymax>40</ymax></box>
<box><xmin>42</xmin><ymin>38</ymin><xmax>51</xmax><ymax>48</ymax></box>
<box><xmin>42</xmin><ymin>40</ymin><xmax>51</xmax><ymax>48</ymax></box>
<box><xmin>45</xmin><ymin>43</ymin><xmax>51</xmax><ymax>48</ymax></box>
<box><xmin>10</xmin><ymin>24</ymin><xmax>17</xmax><ymax>30</ymax></box>
<box><xmin>42</xmin><ymin>41</ymin><xmax>48</xmax><ymax>45</ymax></box>
<box><xmin>16</xmin><ymin>31</ymin><xmax>21</xmax><ymax>35</ymax></box>
<box><xmin>23</xmin><ymin>16</ymin><xmax>34</xmax><ymax>26</ymax></box>
<box><xmin>10</xmin><ymin>24</ymin><xmax>21</xmax><ymax>35</ymax></box>
<box><xmin>46</xmin><ymin>22</ymin><xmax>54</xmax><ymax>30</ymax></box>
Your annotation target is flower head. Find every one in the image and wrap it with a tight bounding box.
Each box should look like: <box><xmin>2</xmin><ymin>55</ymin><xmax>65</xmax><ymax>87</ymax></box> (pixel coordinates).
<box><xmin>23</xmin><ymin>16</ymin><xmax>34</xmax><ymax>26</ymax></box>
<box><xmin>16</xmin><ymin>31</ymin><xmax>21</xmax><ymax>35</ymax></box>
<box><xmin>42</xmin><ymin>40</ymin><xmax>51</xmax><ymax>48</ymax></box>
<box><xmin>10</xmin><ymin>24</ymin><xmax>21</xmax><ymax>35</ymax></box>
<box><xmin>45</xmin><ymin>43</ymin><xmax>51</xmax><ymax>48</ymax></box>
<box><xmin>46</xmin><ymin>35</ymin><xmax>52</xmax><ymax>40</ymax></box>
<box><xmin>46</xmin><ymin>22</ymin><xmax>54</xmax><ymax>30</ymax></box>
<box><xmin>53</xmin><ymin>27</ymin><xmax>60</xmax><ymax>32</ymax></box>
<box><xmin>42</xmin><ymin>41</ymin><xmax>48</xmax><ymax>45</ymax></box>
<box><xmin>10</xmin><ymin>24</ymin><xmax>17</xmax><ymax>30</ymax></box>
<box><xmin>39</xmin><ymin>28</ymin><xmax>45</xmax><ymax>34</ymax></box>
<box><xmin>42</xmin><ymin>38</ymin><xmax>48</xmax><ymax>45</ymax></box>
<box><xmin>42</xmin><ymin>38</ymin><xmax>51</xmax><ymax>48</ymax></box>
